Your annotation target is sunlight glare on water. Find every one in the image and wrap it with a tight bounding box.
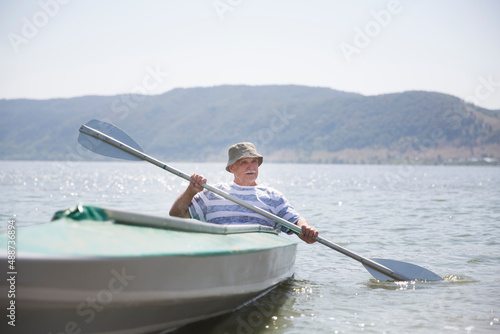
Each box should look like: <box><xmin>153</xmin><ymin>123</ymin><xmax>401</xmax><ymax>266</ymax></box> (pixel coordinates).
<box><xmin>1</xmin><ymin>161</ymin><xmax>499</xmax><ymax>333</ymax></box>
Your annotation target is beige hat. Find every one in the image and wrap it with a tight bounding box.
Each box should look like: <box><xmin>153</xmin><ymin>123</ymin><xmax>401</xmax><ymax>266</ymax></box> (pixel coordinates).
<box><xmin>226</xmin><ymin>142</ymin><xmax>263</xmax><ymax>172</ymax></box>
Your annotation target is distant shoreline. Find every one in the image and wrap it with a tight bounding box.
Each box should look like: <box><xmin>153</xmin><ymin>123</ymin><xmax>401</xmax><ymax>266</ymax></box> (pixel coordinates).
<box><xmin>1</xmin><ymin>159</ymin><xmax>498</xmax><ymax>166</ymax></box>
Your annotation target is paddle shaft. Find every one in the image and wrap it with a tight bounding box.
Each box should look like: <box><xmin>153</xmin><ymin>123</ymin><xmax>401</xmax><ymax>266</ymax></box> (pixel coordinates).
<box><xmin>80</xmin><ymin>124</ymin><xmax>410</xmax><ymax>281</ymax></box>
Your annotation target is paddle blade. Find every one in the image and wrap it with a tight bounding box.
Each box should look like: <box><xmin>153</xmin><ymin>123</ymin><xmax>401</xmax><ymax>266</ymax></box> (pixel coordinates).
<box><xmin>78</xmin><ymin>119</ymin><xmax>144</xmax><ymax>161</ymax></box>
<box><xmin>364</xmin><ymin>258</ymin><xmax>443</xmax><ymax>281</ymax></box>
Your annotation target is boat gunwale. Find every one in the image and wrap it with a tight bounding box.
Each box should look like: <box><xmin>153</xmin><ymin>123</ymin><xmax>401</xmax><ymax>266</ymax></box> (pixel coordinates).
<box><xmin>105</xmin><ymin>206</ymin><xmax>281</xmax><ymax>235</ymax></box>
<box><xmin>52</xmin><ymin>204</ymin><xmax>285</xmax><ymax>235</ymax></box>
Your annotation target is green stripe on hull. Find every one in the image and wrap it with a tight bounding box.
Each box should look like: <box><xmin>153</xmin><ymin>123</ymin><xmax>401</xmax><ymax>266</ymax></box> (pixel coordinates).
<box><xmin>1</xmin><ymin>206</ymin><xmax>297</xmax><ymax>258</ymax></box>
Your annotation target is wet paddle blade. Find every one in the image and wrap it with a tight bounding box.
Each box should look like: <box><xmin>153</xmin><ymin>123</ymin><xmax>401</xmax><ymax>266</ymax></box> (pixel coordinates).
<box><xmin>78</xmin><ymin>119</ymin><xmax>144</xmax><ymax>161</ymax></box>
<box><xmin>363</xmin><ymin>258</ymin><xmax>443</xmax><ymax>281</ymax></box>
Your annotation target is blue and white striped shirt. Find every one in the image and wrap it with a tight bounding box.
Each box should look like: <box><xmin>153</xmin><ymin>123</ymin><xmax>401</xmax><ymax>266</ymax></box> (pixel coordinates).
<box><xmin>189</xmin><ymin>182</ymin><xmax>301</xmax><ymax>234</ymax></box>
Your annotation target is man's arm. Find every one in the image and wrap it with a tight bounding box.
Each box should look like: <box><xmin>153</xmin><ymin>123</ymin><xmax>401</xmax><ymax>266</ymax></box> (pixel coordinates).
<box><xmin>296</xmin><ymin>218</ymin><xmax>319</xmax><ymax>244</ymax></box>
<box><xmin>169</xmin><ymin>174</ymin><xmax>206</xmax><ymax>218</ymax></box>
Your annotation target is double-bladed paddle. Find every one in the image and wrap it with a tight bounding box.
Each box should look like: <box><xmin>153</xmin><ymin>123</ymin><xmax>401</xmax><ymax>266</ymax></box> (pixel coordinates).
<box><xmin>78</xmin><ymin>119</ymin><xmax>442</xmax><ymax>282</ymax></box>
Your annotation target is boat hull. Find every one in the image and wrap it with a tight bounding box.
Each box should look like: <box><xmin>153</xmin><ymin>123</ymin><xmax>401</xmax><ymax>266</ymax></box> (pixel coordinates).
<box><xmin>0</xmin><ymin>206</ymin><xmax>297</xmax><ymax>333</ymax></box>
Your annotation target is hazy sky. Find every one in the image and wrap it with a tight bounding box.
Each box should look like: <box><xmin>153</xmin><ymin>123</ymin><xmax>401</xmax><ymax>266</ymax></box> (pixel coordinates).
<box><xmin>1</xmin><ymin>0</ymin><xmax>499</xmax><ymax>109</ymax></box>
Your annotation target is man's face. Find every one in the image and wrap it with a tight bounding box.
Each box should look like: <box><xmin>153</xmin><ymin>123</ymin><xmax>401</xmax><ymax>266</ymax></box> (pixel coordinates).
<box><xmin>229</xmin><ymin>157</ymin><xmax>259</xmax><ymax>186</ymax></box>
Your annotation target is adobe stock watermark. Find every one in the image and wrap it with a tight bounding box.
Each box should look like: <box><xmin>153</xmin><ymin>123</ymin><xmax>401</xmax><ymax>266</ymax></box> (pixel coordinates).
<box><xmin>248</xmin><ymin>106</ymin><xmax>296</xmax><ymax>147</ymax></box>
<box><xmin>57</xmin><ymin>64</ymin><xmax>169</xmax><ymax>171</ymax></box>
<box><xmin>106</xmin><ymin>64</ymin><xmax>170</xmax><ymax>123</ymax></box>
<box><xmin>339</xmin><ymin>0</ymin><xmax>403</xmax><ymax>63</ymax></box>
<box><xmin>8</xmin><ymin>0</ymin><xmax>71</xmax><ymax>55</ymax></box>
<box><xmin>464</xmin><ymin>74</ymin><xmax>499</xmax><ymax>107</ymax></box>
<box><xmin>383</xmin><ymin>73</ymin><xmax>499</xmax><ymax>189</ymax></box>
<box><xmin>383</xmin><ymin>104</ymin><xmax>460</xmax><ymax>189</ymax></box>
<box><xmin>48</xmin><ymin>267</ymin><xmax>135</xmax><ymax>334</ymax></box>
<box><xmin>220</xmin><ymin>286</ymin><xmax>289</xmax><ymax>334</ymax></box>
<box><xmin>213</xmin><ymin>0</ymin><xmax>244</xmax><ymax>20</ymax></box>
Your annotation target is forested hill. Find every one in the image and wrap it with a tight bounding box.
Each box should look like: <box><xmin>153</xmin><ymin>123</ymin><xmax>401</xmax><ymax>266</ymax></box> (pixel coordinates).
<box><xmin>1</xmin><ymin>85</ymin><xmax>499</xmax><ymax>164</ymax></box>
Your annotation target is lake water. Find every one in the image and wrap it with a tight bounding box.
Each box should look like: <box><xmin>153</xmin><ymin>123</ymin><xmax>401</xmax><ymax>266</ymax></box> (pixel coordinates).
<box><xmin>1</xmin><ymin>161</ymin><xmax>499</xmax><ymax>333</ymax></box>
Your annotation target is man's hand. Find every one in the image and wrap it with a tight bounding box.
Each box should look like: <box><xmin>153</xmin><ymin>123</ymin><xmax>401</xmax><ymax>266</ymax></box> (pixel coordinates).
<box><xmin>170</xmin><ymin>174</ymin><xmax>207</xmax><ymax>218</ymax></box>
<box><xmin>296</xmin><ymin>218</ymin><xmax>318</xmax><ymax>244</ymax></box>
<box><xmin>188</xmin><ymin>174</ymin><xmax>207</xmax><ymax>194</ymax></box>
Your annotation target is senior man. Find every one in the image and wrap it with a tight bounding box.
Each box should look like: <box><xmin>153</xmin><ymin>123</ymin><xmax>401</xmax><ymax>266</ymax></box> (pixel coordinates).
<box><xmin>169</xmin><ymin>142</ymin><xmax>318</xmax><ymax>244</ymax></box>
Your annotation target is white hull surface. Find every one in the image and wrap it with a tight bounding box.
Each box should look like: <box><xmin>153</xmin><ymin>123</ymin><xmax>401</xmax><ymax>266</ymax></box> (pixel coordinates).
<box><xmin>0</xmin><ymin>206</ymin><xmax>297</xmax><ymax>333</ymax></box>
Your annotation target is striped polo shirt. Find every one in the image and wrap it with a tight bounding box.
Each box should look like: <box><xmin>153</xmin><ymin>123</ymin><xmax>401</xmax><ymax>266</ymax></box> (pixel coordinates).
<box><xmin>188</xmin><ymin>182</ymin><xmax>301</xmax><ymax>234</ymax></box>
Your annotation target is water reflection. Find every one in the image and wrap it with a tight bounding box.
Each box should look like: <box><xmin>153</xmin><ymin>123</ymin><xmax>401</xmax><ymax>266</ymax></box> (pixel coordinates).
<box><xmin>364</xmin><ymin>275</ymin><xmax>477</xmax><ymax>291</ymax></box>
<box><xmin>169</xmin><ymin>279</ymin><xmax>296</xmax><ymax>334</ymax></box>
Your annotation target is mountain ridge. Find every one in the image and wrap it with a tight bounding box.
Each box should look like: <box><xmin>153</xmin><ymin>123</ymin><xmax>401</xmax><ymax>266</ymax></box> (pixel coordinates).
<box><xmin>1</xmin><ymin>85</ymin><xmax>499</xmax><ymax>164</ymax></box>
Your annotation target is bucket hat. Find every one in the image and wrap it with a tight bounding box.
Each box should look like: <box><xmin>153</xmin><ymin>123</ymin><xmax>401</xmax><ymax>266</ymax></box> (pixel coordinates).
<box><xmin>226</xmin><ymin>142</ymin><xmax>263</xmax><ymax>172</ymax></box>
